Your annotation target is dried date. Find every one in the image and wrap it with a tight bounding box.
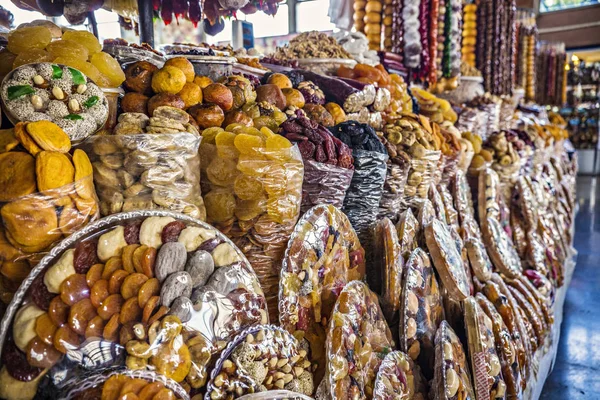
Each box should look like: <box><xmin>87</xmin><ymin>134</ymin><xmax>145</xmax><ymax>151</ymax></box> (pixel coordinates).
<box><xmin>74</xmin><ymin>240</ymin><xmax>99</xmax><ymax>274</ymax></box>
<box><xmin>29</xmin><ymin>273</ymin><xmax>54</xmax><ymax>311</ymax></box>
<box><xmin>124</xmin><ymin>220</ymin><xmax>143</xmax><ymax>245</ymax></box>
<box><xmin>2</xmin><ymin>340</ymin><xmax>42</xmax><ymax>382</ymax></box>
<box><xmin>161</xmin><ymin>221</ymin><xmax>187</xmax><ymax>243</ymax></box>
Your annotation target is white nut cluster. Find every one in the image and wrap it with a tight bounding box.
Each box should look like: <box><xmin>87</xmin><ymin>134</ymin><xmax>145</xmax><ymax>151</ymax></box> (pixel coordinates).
<box><xmin>139</xmin><ymin>216</ymin><xmax>176</xmax><ymax>249</ymax></box>
<box><xmin>43</xmin><ymin>249</ymin><xmax>76</xmax><ymax>293</ymax></box>
<box><xmin>97</xmin><ymin>226</ymin><xmax>128</xmax><ymax>262</ymax></box>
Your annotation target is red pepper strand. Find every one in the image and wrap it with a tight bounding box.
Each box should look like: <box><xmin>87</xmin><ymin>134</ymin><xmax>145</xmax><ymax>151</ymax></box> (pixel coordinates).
<box><xmin>429</xmin><ymin>0</ymin><xmax>439</xmax><ymax>86</ymax></box>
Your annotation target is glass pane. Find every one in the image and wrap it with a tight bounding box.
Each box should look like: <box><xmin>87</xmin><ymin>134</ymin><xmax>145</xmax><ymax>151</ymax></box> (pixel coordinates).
<box><xmin>540</xmin><ymin>0</ymin><xmax>600</xmax><ymax>12</ymax></box>
<box><xmin>244</xmin><ymin>4</ymin><xmax>289</xmax><ymax>38</ymax></box>
<box><xmin>296</xmin><ymin>0</ymin><xmax>336</xmax><ymax>32</ymax></box>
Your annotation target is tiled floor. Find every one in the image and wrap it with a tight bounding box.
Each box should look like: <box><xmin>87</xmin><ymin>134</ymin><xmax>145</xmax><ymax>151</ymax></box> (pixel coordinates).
<box><xmin>540</xmin><ymin>176</ymin><xmax>600</xmax><ymax>399</ymax></box>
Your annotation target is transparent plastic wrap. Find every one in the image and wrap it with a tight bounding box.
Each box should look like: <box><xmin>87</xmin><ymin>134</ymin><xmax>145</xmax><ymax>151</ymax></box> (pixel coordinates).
<box><xmin>428</xmin><ymin>185</ymin><xmax>448</xmax><ymax>224</ymax></box>
<box><xmin>0</xmin><ymin>121</ymin><xmax>100</xmax><ymax>306</ymax></box>
<box><xmin>395</xmin><ymin>209</ymin><xmax>419</xmax><ymax>259</ymax></box>
<box><xmin>463</xmin><ymin>298</ymin><xmax>507</xmax><ymax>400</ymax></box>
<box><xmin>205</xmin><ymin>325</ymin><xmax>315</xmax><ymax>399</ymax></box>
<box><xmin>378</xmin><ymin>153</ymin><xmax>410</xmax><ymax>220</ymax></box>
<box><xmin>457</xmin><ymin>108</ymin><xmax>488</xmax><ymax>139</ymax></box>
<box><xmin>475</xmin><ymin>293</ymin><xmax>521</xmax><ymax>400</ymax></box>
<box><xmin>301</xmin><ymin>160</ymin><xmax>353</xmax><ymax>213</ymax></box>
<box><xmin>481</xmin><ymin>103</ymin><xmax>501</xmax><ymax>141</ymax></box>
<box><xmin>0</xmin><ymin>211</ymin><xmax>268</xmax><ymax>399</ymax></box>
<box><xmin>60</xmin><ymin>368</ymin><xmax>188</xmax><ymax>400</ymax></box>
<box><xmin>400</xmin><ymin>248</ymin><xmax>445</xmax><ymax>380</ymax></box>
<box><xmin>431</xmin><ymin>321</ymin><xmax>475</xmax><ymax>400</ymax></box>
<box><xmin>200</xmin><ymin>130</ymin><xmax>304</xmax><ymax>323</ymax></box>
<box><xmin>342</xmin><ymin>149</ymin><xmax>388</xmax><ymax>244</ymax></box>
<box><xmin>80</xmin><ymin>133</ymin><xmax>205</xmax><ymax>220</ymax></box>
<box><xmin>373</xmin><ymin>351</ymin><xmax>427</xmax><ymax>400</ymax></box>
<box><xmin>425</xmin><ymin>220</ymin><xmax>470</xmax><ymax>302</ymax></box>
<box><xmin>508</xmin><ymin>276</ymin><xmax>553</xmax><ymax>329</ymax></box>
<box><xmin>404</xmin><ymin>150</ymin><xmax>441</xmax><ymax>203</ymax></box>
<box><xmin>238</xmin><ymin>391</ymin><xmax>314</xmax><ymax>400</ymax></box>
<box><xmin>372</xmin><ymin>218</ymin><xmax>403</xmax><ymax>324</ymax></box>
<box><xmin>325</xmin><ymin>281</ymin><xmax>394</xmax><ymax>399</ymax></box>
<box><xmin>507</xmin><ymin>286</ymin><xmax>546</xmax><ymax>347</ymax></box>
<box><xmin>279</xmin><ymin>204</ymin><xmax>365</xmax><ymax>387</ymax></box>
<box><xmin>441</xmin><ymin>152</ymin><xmax>460</xmax><ymax>186</ymax></box>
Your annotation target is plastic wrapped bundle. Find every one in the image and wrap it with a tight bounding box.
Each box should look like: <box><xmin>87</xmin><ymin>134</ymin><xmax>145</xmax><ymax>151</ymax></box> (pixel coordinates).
<box><xmin>200</xmin><ymin>125</ymin><xmax>304</xmax><ymax>323</ymax></box>
<box><xmin>372</xmin><ymin>351</ymin><xmax>427</xmax><ymax>399</ymax></box>
<box><xmin>377</xmin><ymin>137</ymin><xmax>410</xmax><ymax>220</ymax></box>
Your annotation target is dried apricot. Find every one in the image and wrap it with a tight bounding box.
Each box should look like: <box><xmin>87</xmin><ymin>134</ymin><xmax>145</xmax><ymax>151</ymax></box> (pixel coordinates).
<box><xmin>86</xmin><ymin>263</ymin><xmax>104</xmax><ymax>288</ymax></box>
<box><xmin>142</xmin><ymin>296</ymin><xmax>160</xmax><ymax>324</ymax></box>
<box><xmin>119</xmin><ymin>322</ymin><xmax>135</xmax><ymax>346</ymax></box>
<box><xmin>204</xmin><ymin>190</ymin><xmax>236</xmax><ymax>222</ymax></box>
<box><xmin>147</xmin><ymin>306</ymin><xmax>169</xmax><ymax>326</ymax></box>
<box><xmin>138</xmin><ymin>278</ymin><xmax>160</xmax><ymax>308</ymax></box>
<box><xmin>90</xmin><ymin>52</ymin><xmax>126</xmax><ymax>87</ymax></box>
<box><xmin>120</xmin><ymin>393</ymin><xmax>140</xmax><ymax>400</ymax></box>
<box><xmin>27</xmin><ymin>336</ymin><xmax>62</xmax><ymax>368</ymax></box>
<box><xmin>102</xmin><ymin>374</ymin><xmax>128</xmax><ymax>400</ymax></box>
<box><xmin>132</xmin><ymin>245</ymin><xmax>148</xmax><ymax>273</ymax></box>
<box><xmin>122</xmin><ymin>244</ymin><xmax>140</xmax><ymax>273</ymax></box>
<box><xmin>35</xmin><ymin>151</ymin><xmax>74</xmax><ymax>191</ymax></box>
<box><xmin>140</xmin><ymin>247</ymin><xmax>156</xmax><ymax>278</ymax></box>
<box><xmin>234</xmin><ymin>133</ymin><xmax>263</xmax><ymax>155</ymax></box>
<box><xmin>138</xmin><ymin>382</ymin><xmax>164</xmax><ymax>400</ymax></box>
<box><xmin>233</xmin><ymin>175</ymin><xmax>263</xmax><ymax>200</ymax></box>
<box><xmin>120</xmin><ymin>377</ymin><xmax>148</xmax><ymax>396</ymax></box>
<box><xmin>53</xmin><ymin>325</ymin><xmax>81</xmax><ymax>353</ymax></box>
<box><xmin>119</xmin><ymin>297</ymin><xmax>142</xmax><ymax>325</ymax></box>
<box><xmin>151</xmin><ymin>343</ymin><xmax>191</xmax><ymax>382</ymax></box>
<box><xmin>46</xmin><ymin>39</ymin><xmax>89</xmax><ymax>61</ymax></box>
<box><xmin>35</xmin><ymin>313</ymin><xmax>57</xmax><ymax>346</ymax></box>
<box><xmin>102</xmin><ymin>257</ymin><xmax>124</xmax><ymax>280</ymax></box>
<box><xmin>69</xmin><ymin>298</ymin><xmax>97</xmax><ymax>336</ymax></box>
<box><xmin>206</xmin><ymin>157</ymin><xmax>238</xmax><ymax>187</ymax></box>
<box><xmin>103</xmin><ymin>313</ymin><xmax>120</xmax><ymax>341</ymax></box>
<box><xmin>85</xmin><ymin>315</ymin><xmax>105</xmax><ymax>338</ymax></box>
<box><xmin>201</xmin><ymin>127</ymin><xmax>223</xmax><ymax>144</ymax></box>
<box><xmin>152</xmin><ymin>388</ymin><xmax>176</xmax><ymax>400</ymax></box>
<box><xmin>98</xmin><ymin>294</ymin><xmax>124</xmax><ymax>320</ymax></box>
<box><xmin>7</xmin><ymin>26</ymin><xmax>52</xmax><ymax>54</ymax></box>
<box><xmin>48</xmin><ymin>296</ymin><xmax>69</xmax><ymax>327</ymax></box>
<box><xmin>109</xmin><ymin>270</ymin><xmax>130</xmax><ymax>295</ymax></box>
<box><xmin>74</xmin><ymin>240</ymin><xmax>99</xmax><ymax>274</ymax></box>
<box><xmin>60</xmin><ymin>274</ymin><xmax>90</xmax><ymax>306</ymax></box>
<box><xmin>90</xmin><ymin>279</ymin><xmax>110</xmax><ymax>308</ymax></box>
<box><xmin>121</xmin><ymin>273</ymin><xmax>149</xmax><ymax>300</ymax></box>
<box><xmin>236</xmin><ymin>154</ymin><xmax>269</xmax><ymax>177</ymax></box>
<box><xmin>267</xmin><ymin>195</ymin><xmax>298</xmax><ymax>224</ymax></box>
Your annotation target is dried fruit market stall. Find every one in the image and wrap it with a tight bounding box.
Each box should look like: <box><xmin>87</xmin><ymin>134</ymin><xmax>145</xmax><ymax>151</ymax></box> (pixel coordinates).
<box><xmin>0</xmin><ymin>5</ymin><xmax>579</xmax><ymax>400</ymax></box>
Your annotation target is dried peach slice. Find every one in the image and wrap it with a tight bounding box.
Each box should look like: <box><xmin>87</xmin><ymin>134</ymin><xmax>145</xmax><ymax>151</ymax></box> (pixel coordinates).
<box><xmin>132</xmin><ymin>245</ymin><xmax>148</xmax><ymax>273</ymax></box>
<box><xmin>25</xmin><ymin>121</ymin><xmax>71</xmax><ymax>153</ymax></box>
<box><xmin>98</xmin><ymin>294</ymin><xmax>124</xmax><ymax>320</ymax></box>
<box><xmin>60</xmin><ymin>273</ymin><xmax>90</xmax><ymax>306</ymax></box>
<box><xmin>142</xmin><ymin>296</ymin><xmax>160</xmax><ymax>324</ymax></box>
<box><xmin>103</xmin><ymin>313</ymin><xmax>120</xmax><ymax>341</ymax></box>
<box><xmin>109</xmin><ymin>270</ymin><xmax>130</xmax><ymax>295</ymax></box>
<box><xmin>122</xmin><ymin>244</ymin><xmax>140</xmax><ymax>273</ymax></box>
<box><xmin>69</xmin><ymin>298</ymin><xmax>97</xmax><ymax>336</ymax></box>
<box><xmin>140</xmin><ymin>247</ymin><xmax>156</xmax><ymax>278</ymax></box>
<box><xmin>138</xmin><ymin>278</ymin><xmax>160</xmax><ymax>308</ymax></box>
<box><xmin>36</xmin><ymin>151</ymin><xmax>75</xmax><ymax>192</ymax></box>
<box><xmin>102</xmin><ymin>257</ymin><xmax>124</xmax><ymax>280</ymax></box>
<box><xmin>151</xmin><ymin>388</ymin><xmax>176</xmax><ymax>400</ymax></box>
<box><xmin>48</xmin><ymin>296</ymin><xmax>69</xmax><ymax>327</ymax></box>
<box><xmin>119</xmin><ymin>297</ymin><xmax>142</xmax><ymax>325</ymax></box>
<box><xmin>121</xmin><ymin>273</ymin><xmax>149</xmax><ymax>300</ymax></box>
<box><xmin>14</xmin><ymin>122</ymin><xmax>42</xmax><ymax>156</ymax></box>
<box><xmin>85</xmin><ymin>315</ymin><xmax>105</xmax><ymax>338</ymax></box>
<box><xmin>120</xmin><ymin>377</ymin><xmax>148</xmax><ymax>395</ymax></box>
<box><xmin>86</xmin><ymin>263</ymin><xmax>105</xmax><ymax>287</ymax></box>
<box><xmin>35</xmin><ymin>313</ymin><xmax>57</xmax><ymax>345</ymax></box>
<box><xmin>138</xmin><ymin>382</ymin><xmax>164</xmax><ymax>400</ymax></box>
<box><xmin>91</xmin><ymin>279</ymin><xmax>110</xmax><ymax>308</ymax></box>
<box><xmin>54</xmin><ymin>325</ymin><xmax>81</xmax><ymax>353</ymax></box>
<box><xmin>73</xmin><ymin>149</ymin><xmax>94</xmax><ymax>200</ymax></box>
<box><xmin>151</xmin><ymin>343</ymin><xmax>191</xmax><ymax>383</ymax></box>
<box><xmin>147</xmin><ymin>306</ymin><xmax>168</xmax><ymax>326</ymax></box>
<box><xmin>1</xmin><ymin>196</ymin><xmax>60</xmax><ymax>252</ymax></box>
<box><xmin>102</xmin><ymin>374</ymin><xmax>128</xmax><ymax>400</ymax></box>
<box><xmin>0</xmin><ymin>128</ymin><xmax>19</xmax><ymax>153</ymax></box>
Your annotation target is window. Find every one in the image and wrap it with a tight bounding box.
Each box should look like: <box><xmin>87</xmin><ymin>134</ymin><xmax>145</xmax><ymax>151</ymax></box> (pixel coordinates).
<box><xmin>540</xmin><ymin>0</ymin><xmax>600</xmax><ymax>12</ymax></box>
<box><xmin>245</xmin><ymin>4</ymin><xmax>289</xmax><ymax>38</ymax></box>
<box><xmin>296</xmin><ymin>0</ymin><xmax>336</xmax><ymax>32</ymax></box>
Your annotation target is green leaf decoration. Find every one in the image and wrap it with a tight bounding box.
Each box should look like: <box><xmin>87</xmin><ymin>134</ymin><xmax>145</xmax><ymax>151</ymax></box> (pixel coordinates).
<box><xmin>64</xmin><ymin>114</ymin><xmax>83</xmax><ymax>120</ymax></box>
<box><xmin>82</xmin><ymin>96</ymin><xmax>99</xmax><ymax>108</ymax></box>
<box><xmin>51</xmin><ymin>65</ymin><xmax>63</xmax><ymax>79</ymax></box>
<box><xmin>68</xmin><ymin>67</ymin><xmax>86</xmax><ymax>85</ymax></box>
<box><xmin>7</xmin><ymin>85</ymin><xmax>35</xmax><ymax>100</ymax></box>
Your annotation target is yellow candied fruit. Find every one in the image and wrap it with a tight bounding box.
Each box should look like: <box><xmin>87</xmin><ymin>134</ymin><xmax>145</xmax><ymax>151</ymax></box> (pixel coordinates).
<box><xmin>89</xmin><ymin>52</ymin><xmax>126</xmax><ymax>87</ymax></box>
<box><xmin>225</xmin><ymin>123</ymin><xmax>246</xmax><ymax>132</ymax></box>
<box><xmin>206</xmin><ymin>157</ymin><xmax>238</xmax><ymax>187</ymax></box>
<box><xmin>53</xmin><ymin>56</ymin><xmax>109</xmax><ymax>87</ymax></box>
<box><xmin>204</xmin><ymin>189</ymin><xmax>236</xmax><ymax>222</ymax></box>
<box><xmin>233</xmin><ymin>175</ymin><xmax>264</xmax><ymax>200</ymax></box>
<box><xmin>235</xmin><ymin>197</ymin><xmax>267</xmax><ymax>221</ymax></box>
<box><xmin>13</xmin><ymin>49</ymin><xmax>52</xmax><ymax>69</ymax></box>
<box><xmin>266</xmin><ymin>134</ymin><xmax>292</xmax><ymax>150</ymax></box>
<box><xmin>234</xmin><ymin>133</ymin><xmax>264</xmax><ymax>155</ymax></box>
<box><xmin>267</xmin><ymin>195</ymin><xmax>299</xmax><ymax>224</ymax></box>
<box><xmin>260</xmin><ymin>127</ymin><xmax>276</xmax><ymax>138</ymax></box>
<box><xmin>215</xmin><ymin>130</ymin><xmax>239</xmax><ymax>159</ymax></box>
<box><xmin>201</xmin><ymin>127</ymin><xmax>224</xmax><ymax>144</ymax></box>
<box><xmin>7</xmin><ymin>26</ymin><xmax>52</xmax><ymax>54</ymax></box>
<box><xmin>46</xmin><ymin>40</ymin><xmax>89</xmax><ymax>62</ymax></box>
<box><xmin>62</xmin><ymin>30</ymin><xmax>102</xmax><ymax>55</ymax></box>
<box><xmin>236</xmin><ymin>154</ymin><xmax>269</xmax><ymax>177</ymax></box>
<box><xmin>261</xmin><ymin>163</ymin><xmax>287</xmax><ymax>196</ymax></box>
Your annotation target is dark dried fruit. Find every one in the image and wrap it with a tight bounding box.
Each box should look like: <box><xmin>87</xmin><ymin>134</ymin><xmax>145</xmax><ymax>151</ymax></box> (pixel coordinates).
<box><xmin>29</xmin><ymin>273</ymin><xmax>54</xmax><ymax>311</ymax></box>
<box><xmin>298</xmin><ymin>140</ymin><xmax>316</xmax><ymax>159</ymax></box>
<box><xmin>161</xmin><ymin>221</ymin><xmax>187</xmax><ymax>243</ymax></box>
<box><xmin>198</xmin><ymin>237</ymin><xmax>222</xmax><ymax>252</ymax></box>
<box><xmin>2</xmin><ymin>339</ymin><xmax>42</xmax><ymax>382</ymax></box>
<box><xmin>124</xmin><ymin>220</ymin><xmax>142</xmax><ymax>245</ymax></box>
<box><xmin>74</xmin><ymin>240</ymin><xmax>99</xmax><ymax>274</ymax></box>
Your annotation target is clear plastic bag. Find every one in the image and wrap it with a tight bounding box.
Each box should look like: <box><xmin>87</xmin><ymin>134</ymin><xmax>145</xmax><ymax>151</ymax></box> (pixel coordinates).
<box><xmin>279</xmin><ymin>204</ymin><xmax>365</xmax><ymax>388</ymax></box>
<box><xmin>404</xmin><ymin>150</ymin><xmax>441</xmax><ymax>203</ymax></box>
<box><xmin>326</xmin><ymin>281</ymin><xmax>394</xmax><ymax>399</ymax></box>
<box><xmin>200</xmin><ymin>133</ymin><xmax>304</xmax><ymax>323</ymax></box>
<box><xmin>432</xmin><ymin>321</ymin><xmax>475</xmax><ymax>400</ymax></box>
<box><xmin>395</xmin><ymin>209</ymin><xmax>418</xmax><ymax>260</ymax></box>
<box><xmin>464</xmin><ymin>297</ymin><xmax>507</xmax><ymax>400</ymax></box>
<box><xmin>400</xmin><ymin>248</ymin><xmax>445</xmax><ymax>380</ymax></box>
<box><xmin>80</xmin><ymin>133</ymin><xmax>206</xmax><ymax>221</ymax></box>
<box><xmin>440</xmin><ymin>152</ymin><xmax>460</xmax><ymax>186</ymax></box>
<box><xmin>0</xmin><ymin>212</ymin><xmax>267</xmax><ymax>398</ymax></box>
<box><xmin>378</xmin><ymin>153</ymin><xmax>410</xmax><ymax>220</ymax></box>
<box><xmin>475</xmin><ymin>293</ymin><xmax>522</xmax><ymax>400</ymax></box>
<box><xmin>432</xmin><ymin>154</ymin><xmax>445</xmax><ymax>186</ymax></box>
<box><xmin>342</xmin><ymin>149</ymin><xmax>388</xmax><ymax>245</ymax></box>
<box><xmin>301</xmin><ymin>160</ymin><xmax>354</xmax><ymax>213</ymax></box>
<box><xmin>60</xmin><ymin>368</ymin><xmax>188</xmax><ymax>400</ymax></box>
<box><xmin>205</xmin><ymin>325</ymin><xmax>315</xmax><ymax>399</ymax></box>
<box><xmin>238</xmin><ymin>390</ymin><xmax>314</xmax><ymax>400</ymax></box>
<box><xmin>372</xmin><ymin>351</ymin><xmax>427</xmax><ymax>400</ymax></box>
<box><xmin>372</xmin><ymin>218</ymin><xmax>403</xmax><ymax>324</ymax></box>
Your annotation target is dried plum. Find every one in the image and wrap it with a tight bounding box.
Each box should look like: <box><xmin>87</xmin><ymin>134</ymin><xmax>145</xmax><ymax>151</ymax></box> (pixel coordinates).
<box><xmin>74</xmin><ymin>240</ymin><xmax>99</xmax><ymax>274</ymax></box>
<box><xmin>124</xmin><ymin>220</ymin><xmax>142</xmax><ymax>245</ymax></box>
<box><xmin>29</xmin><ymin>273</ymin><xmax>54</xmax><ymax>311</ymax></box>
<box><xmin>2</xmin><ymin>339</ymin><xmax>42</xmax><ymax>382</ymax></box>
<box><xmin>161</xmin><ymin>221</ymin><xmax>187</xmax><ymax>243</ymax></box>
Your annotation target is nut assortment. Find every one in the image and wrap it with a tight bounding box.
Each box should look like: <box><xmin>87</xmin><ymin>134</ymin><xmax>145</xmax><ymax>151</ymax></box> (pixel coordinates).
<box><xmin>272</xmin><ymin>32</ymin><xmax>351</xmax><ymax>62</ymax></box>
<box><xmin>206</xmin><ymin>326</ymin><xmax>315</xmax><ymax>399</ymax></box>
<box><xmin>372</xmin><ymin>218</ymin><xmax>403</xmax><ymax>322</ymax></box>
<box><xmin>326</xmin><ymin>281</ymin><xmax>394</xmax><ymax>399</ymax></box>
<box><xmin>279</xmin><ymin>204</ymin><xmax>365</xmax><ymax>386</ymax></box>
<box><xmin>372</xmin><ymin>351</ymin><xmax>426</xmax><ymax>400</ymax></box>
<box><xmin>1</xmin><ymin>63</ymin><xmax>109</xmax><ymax>141</ymax></box>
